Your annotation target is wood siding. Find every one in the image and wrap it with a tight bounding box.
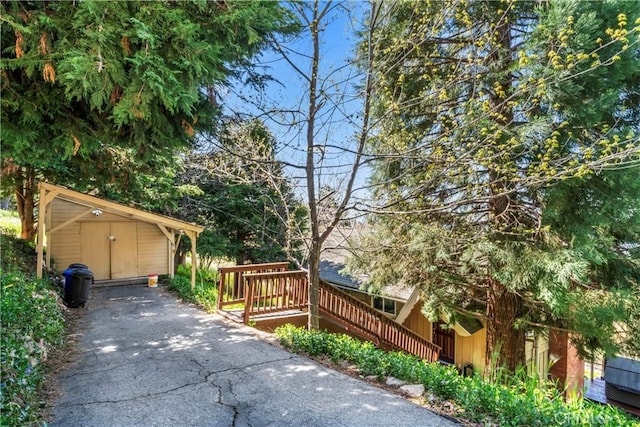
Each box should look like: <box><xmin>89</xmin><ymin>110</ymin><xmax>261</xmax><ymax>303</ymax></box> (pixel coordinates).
<box><xmin>48</xmin><ymin>198</ymin><xmax>170</xmax><ymax>280</ymax></box>
<box><xmin>49</xmin><ymin>222</ymin><xmax>82</xmax><ymax>272</ymax></box>
<box><xmin>455</xmin><ymin>326</ymin><xmax>487</xmax><ymax>374</ymax></box>
<box><xmin>137</xmin><ymin>223</ymin><xmax>168</xmax><ymax>277</ymax></box>
<box><xmin>403</xmin><ymin>300</ymin><xmax>487</xmax><ymax>373</ymax></box>
<box><xmin>403</xmin><ymin>301</ymin><xmax>433</xmax><ymax>341</ymax></box>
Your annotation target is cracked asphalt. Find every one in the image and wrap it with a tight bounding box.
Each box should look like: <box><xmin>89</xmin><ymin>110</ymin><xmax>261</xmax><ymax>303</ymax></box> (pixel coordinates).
<box><xmin>51</xmin><ymin>284</ymin><xmax>456</xmax><ymax>426</ymax></box>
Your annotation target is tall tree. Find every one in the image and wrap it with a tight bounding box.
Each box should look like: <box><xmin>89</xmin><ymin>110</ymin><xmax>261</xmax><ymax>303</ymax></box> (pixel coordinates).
<box><xmin>226</xmin><ymin>0</ymin><xmax>380</xmax><ymax>329</ymax></box>
<box><xmin>171</xmin><ymin>119</ymin><xmax>307</xmax><ymax>267</ymax></box>
<box><xmin>353</xmin><ymin>0</ymin><xmax>640</xmax><ymax>373</ymax></box>
<box><xmin>543</xmin><ymin>168</ymin><xmax>640</xmax><ymax>358</ymax></box>
<box><xmin>1</xmin><ymin>0</ymin><xmax>295</xmax><ymax>240</ymax></box>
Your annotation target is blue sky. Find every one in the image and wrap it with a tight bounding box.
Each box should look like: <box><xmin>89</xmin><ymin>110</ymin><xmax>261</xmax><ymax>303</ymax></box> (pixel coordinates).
<box><xmin>223</xmin><ymin>2</ymin><xmax>371</xmax><ymax>206</ymax></box>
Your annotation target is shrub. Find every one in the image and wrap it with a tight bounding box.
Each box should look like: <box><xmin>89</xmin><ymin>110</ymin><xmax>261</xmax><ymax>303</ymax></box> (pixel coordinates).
<box><xmin>1</xmin><ymin>271</ymin><xmax>65</xmax><ymax>425</ymax></box>
<box><xmin>0</xmin><ymin>234</ymin><xmax>36</xmax><ymax>275</ymax></box>
<box><xmin>274</xmin><ymin>326</ymin><xmax>639</xmax><ymax>426</ymax></box>
<box><xmin>168</xmin><ymin>264</ymin><xmax>218</xmax><ymax>313</ymax></box>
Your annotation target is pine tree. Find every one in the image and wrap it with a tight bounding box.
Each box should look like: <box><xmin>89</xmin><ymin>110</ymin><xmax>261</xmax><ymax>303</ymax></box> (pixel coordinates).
<box><xmin>356</xmin><ymin>0</ymin><xmax>640</xmax><ymax>372</ymax></box>
<box><xmin>1</xmin><ymin>0</ymin><xmax>296</xmax><ymax>240</ymax></box>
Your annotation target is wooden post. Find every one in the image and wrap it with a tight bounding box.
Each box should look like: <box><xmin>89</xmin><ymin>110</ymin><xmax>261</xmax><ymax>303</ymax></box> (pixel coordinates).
<box><xmin>549</xmin><ymin>330</ymin><xmax>584</xmax><ymax>399</ymax></box>
<box><xmin>189</xmin><ymin>231</ymin><xmax>197</xmax><ymax>290</ymax></box>
<box><xmin>244</xmin><ymin>277</ymin><xmax>253</xmax><ymax>325</ymax></box>
<box><xmin>36</xmin><ymin>184</ymin><xmax>47</xmax><ymax>278</ymax></box>
<box><xmin>45</xmin><ymin>205</ymin><xmax>52</xmax><ymax>269</ymax></box>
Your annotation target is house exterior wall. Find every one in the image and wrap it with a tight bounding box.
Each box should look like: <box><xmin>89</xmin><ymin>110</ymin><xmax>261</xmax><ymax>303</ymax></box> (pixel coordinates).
<box><xmin>549</xmin><ymin>331</ymin><xmax>584</xmax><ymax>397</ymax></box>
<box><xmin>403</xmin><ymin>301</ymin><xmax>485</xmax><ymax>372</ymax></box>
<box><xmin>403</xmin><ymin>301</ymin><xmax>433</xmax><ymax>342</ymax></box>
<box><xmin>322</xmin><ymin>283</ymin><xmax>553</xmax><ymax>379</ymax></box>
<box><xmin>48</xmin><ymin>198</ymin><xmax>170</xmax><ymax>280</ymax></box>
<box><xmin>455</xmin><ymin>326</ymin><xmax>487</xmax><ymax>375</ymax></box>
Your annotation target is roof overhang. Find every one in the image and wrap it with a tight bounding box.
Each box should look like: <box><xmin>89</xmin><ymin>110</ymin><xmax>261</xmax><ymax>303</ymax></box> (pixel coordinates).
<box><xmin>38</xmin><ymin>182</ymin><xmax>204</xmax><ymax>235</ymax></box>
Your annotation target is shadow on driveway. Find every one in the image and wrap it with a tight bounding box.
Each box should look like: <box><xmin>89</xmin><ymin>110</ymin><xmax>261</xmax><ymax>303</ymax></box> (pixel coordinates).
<box><xmin>51</xmin><ymin>284</ymin><xmax>456</xmax><ymax>427</ymax></box>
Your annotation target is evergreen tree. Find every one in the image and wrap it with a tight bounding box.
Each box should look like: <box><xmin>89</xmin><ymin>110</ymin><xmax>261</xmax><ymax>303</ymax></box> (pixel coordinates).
<box><xmin>354</xmin><ymin>0</ymin><xmax>640</xmax><ymax>372</ymax></box>
<box><xmin>1</xmin><ymin>0</ymin><xmax>295</xmax><ymax>240</ymax></box>
<box><xmin>543</xmin><ymin>168</ymin><xmax>640</xmax><ymax>358</ymax></box>
<box><xmin>172</xmin><ymin>119</ymin><xmax>307</xmax><ymax>266</ymax></box>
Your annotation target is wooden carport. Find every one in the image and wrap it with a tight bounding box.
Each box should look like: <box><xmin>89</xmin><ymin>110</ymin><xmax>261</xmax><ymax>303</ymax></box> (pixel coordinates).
<box><xmin>36</xmin><ymin>182</ymin><xmax>204</xmax><ymax>288</ymax></box>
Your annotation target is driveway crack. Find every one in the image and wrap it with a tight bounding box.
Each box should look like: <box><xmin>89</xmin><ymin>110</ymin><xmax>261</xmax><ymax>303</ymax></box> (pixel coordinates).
<box><xmin>55</xmin><ymin>379</ymin><xmax>203</xmax><ymax>408</ymax></box>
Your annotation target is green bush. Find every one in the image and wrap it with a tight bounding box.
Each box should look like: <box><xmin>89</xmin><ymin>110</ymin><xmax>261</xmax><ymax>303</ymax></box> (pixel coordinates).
<box><xmin>168</xmin><ymin>264</ymin><xmax>219</xmax><ymax>313</ymax></box>
<box><xmin>1</xmin><ymin>271</ymin><xmax>65</xmax><ymax>425</ymax></box>
<box><xmin>274</xmin><ymin>325</ymin><xmax>639</xmax><ymax>426</ymax></box>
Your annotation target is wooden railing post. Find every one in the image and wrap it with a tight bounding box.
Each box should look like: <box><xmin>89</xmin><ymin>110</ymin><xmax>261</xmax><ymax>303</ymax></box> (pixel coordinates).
<box><xmin>217</xmin><ymin>271</ymin><xmax>225</xmax><ymax>310</ymax></box>
<box><xmin>243</xmin><ymin>276</ymin><xmax>253</xmax><ymax>325</ymax></box>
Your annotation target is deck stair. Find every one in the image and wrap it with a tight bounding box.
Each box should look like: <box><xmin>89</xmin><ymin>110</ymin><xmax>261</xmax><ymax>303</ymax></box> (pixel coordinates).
<box><xmin>218</xmin><ymin>263</ymin><xmax>440</xmax><ymax>362</ymax></box>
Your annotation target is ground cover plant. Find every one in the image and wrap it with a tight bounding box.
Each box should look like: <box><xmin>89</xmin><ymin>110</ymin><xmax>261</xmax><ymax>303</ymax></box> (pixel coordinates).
<box><xmin>275</xmin><ymin>325</ymin><xmax>639</xmax><ymax>426</ymax></box>
<box><xmin>0</xmin><ymin>232</ymin><xmax>66</xmax><ymax>425</ymax></box>
<box><xmin>167</xmin><ymin>264</ymin><xmax>219</xmax><ymax>313</ymax></box>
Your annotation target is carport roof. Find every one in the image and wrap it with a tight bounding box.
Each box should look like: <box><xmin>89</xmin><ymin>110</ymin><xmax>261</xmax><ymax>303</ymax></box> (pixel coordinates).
<box><xmin>38</xmin><ymin>182</ymin><xmax>204</xmax><ymax>234</ymax></box>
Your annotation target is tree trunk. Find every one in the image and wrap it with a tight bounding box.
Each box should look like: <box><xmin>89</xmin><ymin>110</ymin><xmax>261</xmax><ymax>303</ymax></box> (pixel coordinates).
<box><xmin>305</xmin><ymin>0</ymin><xmax>321</xmax><ymax>330</ymax></box>
<box><xmin>307</xmin><ymin>239</ymin><xmax>321</xmax><ymax>329</ymax></box>
<box><xmin>15</xmin><ymin>167</ymin><xmax>37</xmax><ymax>242</ymax></box>
<box><xmin>484</xmin><ymin>278</ymin><xmax>526</xmax><ymax>377</ymax></box>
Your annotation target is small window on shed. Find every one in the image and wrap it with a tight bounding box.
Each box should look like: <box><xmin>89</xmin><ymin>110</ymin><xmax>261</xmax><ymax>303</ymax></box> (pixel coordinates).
<box><xmin>372</xmin><ymin>296</ymin><xmax>396</xmax><ymax>315</ymax></box>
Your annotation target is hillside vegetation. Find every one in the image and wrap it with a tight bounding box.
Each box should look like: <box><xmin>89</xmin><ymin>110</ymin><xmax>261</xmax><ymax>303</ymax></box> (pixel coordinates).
<box><xmin>0</xmin><ymin>213</ymin><xmax>66</xmax><ymax>425</ymax></box>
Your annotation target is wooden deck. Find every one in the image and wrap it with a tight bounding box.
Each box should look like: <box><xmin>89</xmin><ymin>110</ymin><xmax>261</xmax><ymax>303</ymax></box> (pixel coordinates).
<box><xmin>217</xmin><ymin>264</ymin><xmax>441</xmax><ymax>362</ymax></box>
<box><xmin>584</xmin><ymin>379</ymin><xmax>640</xmax><ymax>418</ymax></box>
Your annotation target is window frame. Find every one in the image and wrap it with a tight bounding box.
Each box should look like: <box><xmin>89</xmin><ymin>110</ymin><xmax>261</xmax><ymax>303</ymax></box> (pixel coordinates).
<box><xmin>372</xmin><ymin>296</ymin><xmax>396</xmax><ymax>316</ymax></box>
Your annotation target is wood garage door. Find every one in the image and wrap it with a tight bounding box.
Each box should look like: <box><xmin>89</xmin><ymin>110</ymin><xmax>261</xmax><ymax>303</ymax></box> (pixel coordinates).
<box><xmin>81</xmin><ymin>223</ymin><xmax>110</xmax><ymax>280</ymax></box>
<box><xmin>81</xmin><ymin>222</ymin><xmax>138</xmax><ymax>280</ymax></box>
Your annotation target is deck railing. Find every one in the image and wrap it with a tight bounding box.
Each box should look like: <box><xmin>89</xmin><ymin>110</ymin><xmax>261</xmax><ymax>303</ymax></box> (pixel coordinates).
<box><xmin>318</xmin><ymin>280</ymin><xmax>441</xmax><ymax>362</ymax></box>
<box><xmin>218</xmin><ymin>264</ymin><xmax>440</xmax><ymax>362</ymax></box>
<box><xmin>243</xmin><ymin>270</ymin><xmax>309</xmax><ymax>324</ymax></box>
<box><xmin>217</xmin><ymin>262</ymin><xmax>290</xmax><ymax>310</ymax></box>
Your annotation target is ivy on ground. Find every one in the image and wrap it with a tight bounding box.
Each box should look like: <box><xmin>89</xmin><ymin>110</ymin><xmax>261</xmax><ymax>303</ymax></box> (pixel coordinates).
<box><xmin>1</xmin><ymin>271</ymin><xmax>66</xmax><ymax>425</ymax></box>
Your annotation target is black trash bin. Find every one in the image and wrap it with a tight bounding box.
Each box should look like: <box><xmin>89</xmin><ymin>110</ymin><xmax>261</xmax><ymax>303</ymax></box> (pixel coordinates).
<box><xmin>62</xmin><ymin>263</ymin><xmax>89</xmax><ymax>290</ymax></box>
<box><xmin>65</xmin><ymin>268</ymin><xmax>93</xmax><ymax>308</ymax></box>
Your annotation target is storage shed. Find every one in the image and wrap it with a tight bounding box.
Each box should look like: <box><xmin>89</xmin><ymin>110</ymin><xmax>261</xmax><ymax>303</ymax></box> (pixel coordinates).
<box><xmin>36</xmin><ymin>182</ymin><xmax>204</xmax><ymax>288</ymax></box>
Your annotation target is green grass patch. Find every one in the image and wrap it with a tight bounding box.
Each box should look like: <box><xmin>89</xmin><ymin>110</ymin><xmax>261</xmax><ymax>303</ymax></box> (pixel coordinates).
<box><xmin>167</xmin><ymin>264</ymin><xmax>219</xmax><ymax>313</ymax></box>
<box><xmin>0</xmin><ymin>209</ymin><xmax>21</xmax><ymax>237</ymax></box>
<box><xmin>275</xmin><ymin>325</ymin><xmax>639</xmax><ymax>426</ymax></box>
<box><xmin>1</xmin><ymin>233</ymin><xmax>66</xmax><ymax>425</ymax></box>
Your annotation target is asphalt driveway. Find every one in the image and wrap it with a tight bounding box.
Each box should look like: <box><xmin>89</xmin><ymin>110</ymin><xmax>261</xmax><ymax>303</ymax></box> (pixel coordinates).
<box><xmin>51</xmin><ymin>284</ymin><xmax>456</xmax><ymax>426</ymax></box>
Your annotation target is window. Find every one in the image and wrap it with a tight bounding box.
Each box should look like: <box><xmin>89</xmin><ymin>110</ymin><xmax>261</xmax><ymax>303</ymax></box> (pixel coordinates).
<box><xmin>372</xmin><ymin>296</ymin><xmax>396</xmax><ymax>315</ymax></box>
